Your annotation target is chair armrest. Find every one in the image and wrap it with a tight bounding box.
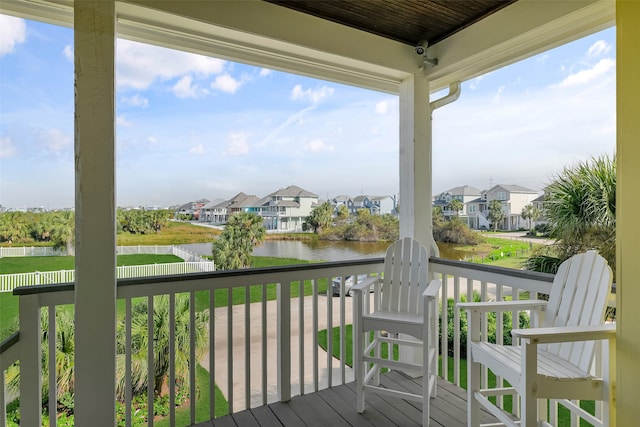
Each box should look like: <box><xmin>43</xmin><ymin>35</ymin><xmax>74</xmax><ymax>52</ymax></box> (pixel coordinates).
<box><xmin>457</xmin><ymin>299</ymin><xmax>548</xmax><ymax>313</ymax></box>
<box><xmin>422</xmin><ymin>279</ymin><xmax>442</xmax><ymax>299</ymax></box>
<box><xmin>350</xmin><ymin>276</ymin><xmax>381</xmax><ymax>295</ymax></box>
<box><xmin>512</xmin><ymin>323</ymin><xmax>616</xmax><ymax>344</ymax></box>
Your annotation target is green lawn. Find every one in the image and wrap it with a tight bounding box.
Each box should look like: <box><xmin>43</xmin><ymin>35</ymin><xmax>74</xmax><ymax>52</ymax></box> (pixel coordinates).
<box><xmin>154</xmin><ymin>364</ymin><xmax>229</xmax><ymax>427</ymax></box>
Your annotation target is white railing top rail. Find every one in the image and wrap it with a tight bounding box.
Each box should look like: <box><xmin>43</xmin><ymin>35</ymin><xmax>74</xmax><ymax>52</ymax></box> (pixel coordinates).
<box><xmin>11</xmin><ymin>258</ymin><xmax>386</xmax><ymax>305</ymax></box>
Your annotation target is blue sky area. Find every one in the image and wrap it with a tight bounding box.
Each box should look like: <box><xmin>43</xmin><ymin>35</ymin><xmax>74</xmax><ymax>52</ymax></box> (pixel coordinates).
<box><xmin>0</xmin><ymin>14</ymin><xmax>616</xmax><ymax>209</ymax></box>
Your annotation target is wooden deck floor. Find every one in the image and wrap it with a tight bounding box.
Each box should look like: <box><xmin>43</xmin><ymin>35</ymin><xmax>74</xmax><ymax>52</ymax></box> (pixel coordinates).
<box><xmin>197</xmin><ymin>373</ymin><xmax>498</xmax><ymax>427</ymax></box>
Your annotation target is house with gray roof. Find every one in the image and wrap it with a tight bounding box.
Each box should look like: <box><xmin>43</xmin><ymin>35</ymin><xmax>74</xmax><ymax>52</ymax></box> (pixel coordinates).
<box><xmin>200</xmin><ymin>192</ymin><xmax>258</xmax><ymax>224</ymax></box>
<box><xmin>483</xmin><ymin>184</ymin><xmax>540</xmax><ymax>230</ymax></box>
<box><xmin>254</xmin><ymin>185</ymin><xmax>319</xmax><ymax>231</ymax></box>
<box><xmin>434</xmin><ymin>185</ymin><xmax>482</xmax><ymax>224</ymax></box>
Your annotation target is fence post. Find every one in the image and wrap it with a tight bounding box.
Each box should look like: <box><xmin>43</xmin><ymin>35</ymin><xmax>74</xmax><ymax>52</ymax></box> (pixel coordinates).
<box><xmin>277</xmin><ymin>281</ymin><xmax>291</xmax><ymax>402</ymax></box>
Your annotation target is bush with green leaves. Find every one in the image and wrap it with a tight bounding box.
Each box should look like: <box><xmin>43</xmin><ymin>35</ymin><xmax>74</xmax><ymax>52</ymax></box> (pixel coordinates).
<box><xmin>439</xmin><ymin>292</ymin><xmax>530</xmax><ymax>358</ymax></box>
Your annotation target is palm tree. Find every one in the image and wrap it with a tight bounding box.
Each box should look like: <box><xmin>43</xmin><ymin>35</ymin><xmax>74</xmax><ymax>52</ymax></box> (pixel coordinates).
<box><xmin>536</xmin><ymin>154</ymin><xmax>616</xmax><ymax>275</ymax></box>
<box><xmin>51</xmin><ymin>211</ymin><xmax>75</xmax><ymax>254</ymax></box>
<box><xmin>4</xmin><ymin>308</ymin><xmax>76</xmax><ymax>400</ymax></box>
<box><xmin>448</xmin><ymin>199</ymin><xmax>464</xmax><ymax>217</ymax></box>
<box><xmin>487</xmin><ymin>200</ymin><xmax>504</xmax><ymax>232</ymax></box>
<box><xmin>115</xmin><ymin>294</ymin><xmax>210</xmax><ymax>399</ymax></box>
<box><xmin>212</xmin><ymin>212</ymin><xmax>266</xmax><ymax>269</ymax></box>
<box><xmin>304</xmin><ymin>201</ymin><xmax>333</xmax><ymax>233</ymax></box>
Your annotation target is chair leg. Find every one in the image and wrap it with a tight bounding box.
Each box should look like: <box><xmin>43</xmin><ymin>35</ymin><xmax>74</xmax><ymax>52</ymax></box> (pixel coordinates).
<box><xmin>355</xmin><ymin>319</ymin><xmax>365</xmax><ymax>413</ymax></box>
<box><xmin>468</xmin><ymin>357</ymin><xmax>480</xmax><ymax>427</ymax></box>
<box><xmin>422</xmin><ymin>326</ymin><xmax>431</xmax><ymax>426</ymax></box>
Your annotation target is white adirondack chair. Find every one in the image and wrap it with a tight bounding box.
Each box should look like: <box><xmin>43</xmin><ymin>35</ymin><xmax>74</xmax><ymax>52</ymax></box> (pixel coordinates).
<box><xmin>458</xmin><ymin>250</ymin><xmax>616</xmax><ymax>427</ymax></box>
<box><xmin>352</xmin><ymin>237</ymin><xmax>441</xmax><ymax>426</ymax></box>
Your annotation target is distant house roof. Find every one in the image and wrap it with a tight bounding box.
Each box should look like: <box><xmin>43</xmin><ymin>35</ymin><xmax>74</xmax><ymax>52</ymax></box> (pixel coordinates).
<box><xmin>273</xmin><ymin>200</ymin><xmax>300</xmax><ymax>208</ymax></box>
<box><xmin>333</xmin><ymin>195</ymin><xmax>351</xmax><ymax>202</ymax></box>
<box><xmin>268</xmin><ymin>185</ymin><xmax>318</xmax><ymax>198</ymax></box>
<box><xmin>444</xmin><ymin>185</ymin><xmax>482</xmax><ymax>196</ymax></box>
<box><xmin>532</xmin><ymin>194</ymin><xmax>546</xmax><ymax>203</ymax></box>
<box><xmin>369</xmin><ymin>195</ymin><xmax>392</xmax><ymax>202</ymax></box>
<box><xmin>467</xmin><ymin>197</ymin><xmax>485</xmax><ymax>204</ymax></box>
<box><xmin>491</xmin><ymin>184</ymin><xmax>537</xmax><ymax>193</ymax></box>
<box><xmin>352</xmin><ymin>195</ymin><xmax>369</xmax><ymax>203</ymax></box>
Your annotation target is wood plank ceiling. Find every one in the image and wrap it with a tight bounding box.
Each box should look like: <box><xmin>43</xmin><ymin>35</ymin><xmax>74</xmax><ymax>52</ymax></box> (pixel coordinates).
<box><xmin>265</xmin><ymin>0</ymin><xmax>518</xmax><ymax>46</ymax></box>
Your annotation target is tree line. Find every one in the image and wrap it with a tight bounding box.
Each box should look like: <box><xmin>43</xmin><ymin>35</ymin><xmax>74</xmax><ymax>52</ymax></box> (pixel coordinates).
<box><xmin>0</xmin><ymin>209</ymin><xmax>173</xmax><ymax>248</ymax></box>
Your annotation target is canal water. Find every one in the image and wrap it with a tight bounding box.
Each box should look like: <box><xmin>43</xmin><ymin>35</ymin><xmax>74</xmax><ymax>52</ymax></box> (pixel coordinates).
<box><xmin>181</xmin><ymin>240</ymin><xmax>475</xmax><ymax>262</ymax></box>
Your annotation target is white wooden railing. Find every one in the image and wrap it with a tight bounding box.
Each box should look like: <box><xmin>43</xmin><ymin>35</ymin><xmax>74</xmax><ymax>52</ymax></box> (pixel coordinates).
<box><xmin>1</xmin><ymin>258</ymin><xmax>615</xmax><ymax>427</ymax></box>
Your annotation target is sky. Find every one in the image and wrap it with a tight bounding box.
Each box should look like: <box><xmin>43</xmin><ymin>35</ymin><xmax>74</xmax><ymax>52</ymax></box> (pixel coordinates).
<box><xmin>0</xmin><ymin>14</ymin><xmax>616</xmax><ymax>209</ymax></box>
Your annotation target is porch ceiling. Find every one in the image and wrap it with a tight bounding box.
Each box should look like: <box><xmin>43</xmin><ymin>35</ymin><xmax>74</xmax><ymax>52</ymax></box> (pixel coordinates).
<box><xmin>265</xmin><ymin>0</ymin><xmax>518</xmax><ymax>46</ymax></box>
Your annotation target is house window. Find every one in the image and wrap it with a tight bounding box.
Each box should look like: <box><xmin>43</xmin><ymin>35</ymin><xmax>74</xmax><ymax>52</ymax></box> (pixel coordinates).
<box><xmin>497</xmin><ymin>191</ymin><xmax>507</xmax><ymax>200</ymax></box>
<box><xmin>469</xmin><ymin>205</ymin><xmax>476</xmax><ymax>213</ymax></box>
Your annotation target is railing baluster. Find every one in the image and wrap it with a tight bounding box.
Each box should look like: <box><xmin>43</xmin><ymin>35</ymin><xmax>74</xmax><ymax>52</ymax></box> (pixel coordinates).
<box><xmin>147</xmin><ymin>296</ymin><xmax>154</xmax><ymax>427</ymax></box>
<box><xmin>277</xmin><ymin>281</ymin><xmax>291</xmax><ymax>401</ymax></box>
<box><xmin>19</xmin><ymin>294</ymin><xmax>42</xmax><ymax>427</ymax></box>
<box><xmin>48</xmin><ymin>305</ymin><xmax>56</xmax><ymax>427</ymax></box>
<box><xmin>441</xmin><ymin>272</ymin><xmax>449</xmax><ymax>381</ymax></box>
<box><xmin>340</xmin><ymin>275</ymin><xmax>346</xmax><ymax>384</ymax></box>
<box><xmin>298</xmin><ymin>279</ymin><xmax>304</xmax><ymax>395</ymax></box>
<box><xmin>312</xmin><ymin>278</ymin><xmax>319</xmax><ymax>392</ymax></box>
<box><xmin>245</xmin><ymin>285</ymin><xmax>251</xmax><ymax>408</ymax></box>
<box><xmin>261</xmin><ymin>284</ymin><xmax>267</xmax><ymax>406</ymax></box>
<box><xmin>169</xmin><ymin>293</ymin><xmax>176</xmax><ymax>427</ymax></box>
<box><xmin>227</xmin><ymin>288</ymin><xmax>233</xmax><ymax>412</ymax></box>
<box><xmin>209</xmin><ymin>289</ymin><xmax>216</xmax><ymax>418</ymax></box>
<box><xmin>125</xmin><ymin>297</ymin><xmax>132</xmax><ymax>427</ymax></box>
<box><xmin>453</xmin><ymin>274</ymin><xmax>460</xmax><ymax>386</ymax></box>
<box><xmin>190</xmin><ymin>291</ymin><xmax>196</xmax><ymax>425</ymax></box>
<box><xmin>326</xmin><ymin>277</ymin><xmax>333</xmax><ymax>388</ymax></box>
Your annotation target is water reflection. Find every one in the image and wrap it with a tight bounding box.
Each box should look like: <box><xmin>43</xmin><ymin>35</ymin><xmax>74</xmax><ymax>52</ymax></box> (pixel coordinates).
<box><xmin>182</xmin><ymin>240</ymin><xmax>481</xmax><ymax>262</ymax></box>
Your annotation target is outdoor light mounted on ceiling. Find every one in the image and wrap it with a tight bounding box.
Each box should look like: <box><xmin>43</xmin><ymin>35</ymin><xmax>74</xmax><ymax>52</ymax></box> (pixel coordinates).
<box><xmin>415</xmin><ymin>40</ymin><xmax>438</xmax><ymax>66</ymax></box>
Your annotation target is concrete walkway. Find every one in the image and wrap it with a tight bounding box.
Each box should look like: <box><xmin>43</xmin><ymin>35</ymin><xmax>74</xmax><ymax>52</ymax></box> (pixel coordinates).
<box><xmin>199</xmin><ymin>294</ymin><xmax>356</xmax><ymax>412</ymax></box>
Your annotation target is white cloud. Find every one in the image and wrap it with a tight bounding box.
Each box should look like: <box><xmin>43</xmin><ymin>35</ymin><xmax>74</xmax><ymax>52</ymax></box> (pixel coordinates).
<box><xmin>536</xmin><ymin>53</ymin><xmax>550</xmax><ymax>64</ymax></box>
<box><xmin>226</xmin><ymin>132</ymin><xmax>249</xmax><ymax>156</ymax></box>
<box><xmin>116</xmin><ymin>39</ymin><xmax>225</xmax><ymax>90</ymax></box>
<box><xmin>117</xmin><ymin>115</ymin><xmax>133</xmax><ymax>127</ymax></box>
<box><xmin>0</xmin><ymin>136</ymin><xmax>17</xmax><ymax>158</ymax></box>
<box><xmin>172</xmin><ymin>75</ymin><xmax>209</xmax><ymax>99</ymax></box>
<box><xmin>494</xmin><ymin>85</ymin><xmax>506</xmax><ymax>101</ymax></box>
<box><xmin>146</xmin><ymin>136</ymin><xmax>157</xmax><ymax>144</ymax></box>
<box><xmin>259</xmin><ymin>68</ymin><xmax>273</xmax><ymax>77</ymax></box>
<box><xmin>37</xmin><ymin>128</ymin><xmax>72</xmax><ymax>153</ymax></box>
<box><xmin>121</xmin><ymin>94</ymin><xmax>149</xmax><ymax>108</ymax></box>
<box><xmin>210</xmin><ymin>74</ymin><xmax>243</xmax><ymax>94</ymax></box>
<box><xmin>375</xmin><ymin>100</ymin><xmax>389</xmax><ymax>114</ymax></box>
<box><xmin>306</xmin><ymin>139</ymin><xmax>334</xmax><ymax>153</ymax></box>
<box><xmin>468</xmin><ymin>76</ymin><xmax>484</xmax><ymax>90</ymax></box>
<box><xmin>63</xmin><ymin>45</ymin><xmax>73</xmax><ymax>61</ymax></box>
<box><xmin>587</xmin><ymin>40</ymin><xmax>611</xmax><ymax>58</ymax></box>
<box><xmin>190</xmin><ymin>144</ymin><xmax>205</xmax><ymax>154</ymax></box>
<box><xmin>0</xmin><ymin>15</ymin><xmax>26</xmax><ymax>57</ymax></box>
<box><xmin>291</xmin><ymin>84</ymin><xmax>334</xmax><ymax>103</ymax></box>
<box><xmin>375</xmin><ymin>99</ymin><xmax>397</xmax><ymax>115</ymax></box>
<box><xmin>552</xmin><ymin>58</ymin><xmax>615</xmax><ymax>88</ymax></box>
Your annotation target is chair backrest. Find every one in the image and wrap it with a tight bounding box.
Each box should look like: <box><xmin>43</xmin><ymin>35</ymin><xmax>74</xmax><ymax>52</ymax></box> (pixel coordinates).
<box><xmin>379</xmin><ymin>237</ymin><xmax>429</xmax><ymax>315</ymax></box>
<box><xmin>542</xmin><ymin>250</ymin><xmax>613</xmax><ymax>372</ymax></box>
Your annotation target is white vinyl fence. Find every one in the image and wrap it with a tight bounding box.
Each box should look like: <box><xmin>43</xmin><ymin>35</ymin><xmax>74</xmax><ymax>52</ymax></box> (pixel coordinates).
<box><xmin>0</xmin><ymin>245</ymin><xmax>209</xmax><ymax>263</ymax></box>
<box><xmin>0</xmin><ymin>261</ymin><xmax>215</xmax><ymax>292</ymax></box>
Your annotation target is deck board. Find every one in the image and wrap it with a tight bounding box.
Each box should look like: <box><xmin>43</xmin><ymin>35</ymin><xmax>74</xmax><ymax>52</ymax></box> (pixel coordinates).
<box><xmin>210</xmin><ymin>375</ymin><xmax>497</xmax><ymax>427</ymax></box>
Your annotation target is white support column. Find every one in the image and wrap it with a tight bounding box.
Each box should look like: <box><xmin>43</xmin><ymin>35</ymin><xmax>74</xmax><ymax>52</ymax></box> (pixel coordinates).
<box><xmin>616</xmin><ymin>2</ymin><xmax>640</xmax><ymax>425</ymax></box>
<box><xmin>73</xmin><ymin>1</ymin><xmax>117</xmax><ymax>425</ymax></box>
<box><xmin>399</xmin><ymin>70</ymin><xmax>433</xmax><ymax>250</ymax></box>
<box><xmin>398</xmin><ymin>70</ymin><xmax>434</xmax><ymax>373</ymax></box>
